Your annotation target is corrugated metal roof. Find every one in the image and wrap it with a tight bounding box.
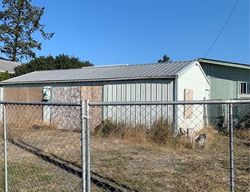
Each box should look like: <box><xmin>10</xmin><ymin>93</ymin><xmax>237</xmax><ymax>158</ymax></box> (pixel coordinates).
<box><xmin>0</xmin><ymin>59</ymin><xmax>20</xmax><ymax>73</ymax></box>
<box><xmin>0</xmin><ymin>61</ymin><xmax>195</xmax><ymax>85</ymax></box>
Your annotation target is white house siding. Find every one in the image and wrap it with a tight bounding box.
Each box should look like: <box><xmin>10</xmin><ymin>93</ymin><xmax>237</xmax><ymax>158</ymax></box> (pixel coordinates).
<box><xmin>103</xmin><ymin>80</ymin><xmax>174</xmax><ymax>127</ymax></box>
<box><xmin>177</xmin><ymin>63</ymin><xmax>210</xmax><ymax>132</ymax></box>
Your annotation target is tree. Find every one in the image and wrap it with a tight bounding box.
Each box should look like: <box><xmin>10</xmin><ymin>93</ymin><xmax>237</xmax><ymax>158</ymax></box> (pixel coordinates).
<box><xmin>0</xmin><ymin>0</ymin><xmax>54</xmax><ymax>61</ymax></box>
<box><xmin>0</xmin><ymin>71</ymin><xmax>12</xmax><ymax>81</ymax></box>
<box><xmin>14</xmin><ymin>54</ymin><xmax>93</xmax><ymax>76</ymax></box>
<box><xmin>158</xmin><ymin>54</ymin><xmax>171</xmax><ymax>63</ymax></box>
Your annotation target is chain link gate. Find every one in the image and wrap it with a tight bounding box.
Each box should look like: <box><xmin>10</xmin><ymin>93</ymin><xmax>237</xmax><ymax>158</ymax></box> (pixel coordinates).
<box><xmin>0</xmin><ymin>101</ymin><xmax>90</xmax><ymax>192</ymax></box>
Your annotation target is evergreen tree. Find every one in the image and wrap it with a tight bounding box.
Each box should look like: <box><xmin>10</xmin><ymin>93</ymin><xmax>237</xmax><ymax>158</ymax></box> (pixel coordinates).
<box><xmin>0</xmin><ymin>0</ymin><xmax>54</xmax><ymax>61</ymax></box>
<box><xmin>158</xmin><ymin>54</ymin><xmax>171</xmax><ymax>63</ymax></box>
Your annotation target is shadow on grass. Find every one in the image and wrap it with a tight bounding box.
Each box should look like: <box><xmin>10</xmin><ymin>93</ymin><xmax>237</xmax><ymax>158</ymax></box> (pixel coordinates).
<box><xmin>9</xmin><ymin>139</ymin><xmax>139</xmax><ymax>192</ymax></box>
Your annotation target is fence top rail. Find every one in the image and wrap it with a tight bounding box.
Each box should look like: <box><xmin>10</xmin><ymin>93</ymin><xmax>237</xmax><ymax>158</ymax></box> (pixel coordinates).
<box><xmin>1</xmin><ymin>99</ymin><xmax>249</xmax><ymax>106</ymax></box>
<box><xmin>88</xmin><ymin>99</ymin><xmax>250</xmax><ymax>106</ymax></box>
<box><xmin>0</xmin><ymin>101</ymin><xmax>81</xmax><ymax>107</ymax></box>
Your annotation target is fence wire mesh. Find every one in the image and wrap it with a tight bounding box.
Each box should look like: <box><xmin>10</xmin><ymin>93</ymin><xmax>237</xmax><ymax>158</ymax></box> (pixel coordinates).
<box><xmin>0</xmin><ymin>102</ymin><xmax>82</xmax><ymax>192</ymax></box>
<box><xmin>0</xmin><ymin>100</ymin><xmax>249</xmax><ymax>192</ymax></box>
<box><xmin>89</xmin><ymin>101</ymin><xmax>250</xmax><ymax>192</ymax></box>
<box><xmin>232</xmin><ymin>103</ymin><xmax>250</xmax><ymax>192</ymax></box>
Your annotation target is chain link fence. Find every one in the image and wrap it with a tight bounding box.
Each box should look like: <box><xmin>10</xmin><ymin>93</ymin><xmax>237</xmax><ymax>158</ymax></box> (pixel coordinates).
<box><xmin>0</xmin><ymin>101</ymin><xmax>86</xmax><ymax>192</ymax></box>
<box><xmin>89</xmin><ymin>100</ymin><xmax>250</xmax><ymax>192</ymax></box>
<box><xmin>0</xmin><ymin>100</ymin><xmax>249</xmax><ymax>191</ymax></box>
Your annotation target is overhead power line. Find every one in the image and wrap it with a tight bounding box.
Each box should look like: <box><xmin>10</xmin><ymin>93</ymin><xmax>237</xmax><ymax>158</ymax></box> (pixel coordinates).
<box><xmin>204</xmin><ymin>0</ymin><xmax>240</xmax><ymax>57</ymax></box>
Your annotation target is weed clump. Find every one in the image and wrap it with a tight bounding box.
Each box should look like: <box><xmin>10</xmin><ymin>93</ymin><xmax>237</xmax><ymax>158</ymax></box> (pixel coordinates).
<box><xmin>147</xmin><ymin>119</ymin><xmax>172</xmax><ymax>145</ymax></box>
<box><xmin>94</xmin><ymin>119</ymin><xmax>147</xmax><ymax>142</ymax></box>
<box><xmin>94</xmin><ymin>119</ymin><xmax>115</xmax><ymax>137</ymax></box>
<box><xmin>94</xmin><ymin>119</ymin><xmax>221</xmax><ymax>149</ymax></box>
<box><xmin>235</xmin><ymin>129</ymin><xmax>250</xmax><ymax>139</ymax></box>
<box><xmin>94</xmin><ymin>118</ymin><xmax>178</xmax><ymax>145</ymax></box>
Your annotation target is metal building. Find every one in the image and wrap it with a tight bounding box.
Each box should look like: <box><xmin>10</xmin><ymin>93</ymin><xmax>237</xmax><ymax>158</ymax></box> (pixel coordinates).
<box><xmin>0</xmin><ymin>60</ymin><xmax>210</xmax><ymax>131</ymax></box>
<box><xmin>0</xmin><ymin>60</ymin><xmax>211</xmax><ymax>102</ymax></box>
<box><xmin>0</xmin><ymin>58</ymin><xmax>249</xmax><ymax>131</ymax></box>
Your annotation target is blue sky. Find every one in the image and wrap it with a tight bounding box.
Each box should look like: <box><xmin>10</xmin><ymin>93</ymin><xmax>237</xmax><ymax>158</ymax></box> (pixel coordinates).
<box><xmin>3</xmin><ymin>0</ymin><xmax>250</xmax><ymax>65</ymax></box>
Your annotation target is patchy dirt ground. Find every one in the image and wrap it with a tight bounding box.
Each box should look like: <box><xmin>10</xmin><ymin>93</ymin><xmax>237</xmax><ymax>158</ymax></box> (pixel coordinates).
<box><xmin>0</xmin><ymin>129</ymin><xmax>82</xmax><ymax>192</ymax></box>
<box><xmin>91</xmin><ymin>135</ymin><xmax>250</xmax><ymax>192</ymax></box>
<box><xmin>0</xmin><ymin>129</ymin><xmax>249</xmax><ymax>192</ymax></box>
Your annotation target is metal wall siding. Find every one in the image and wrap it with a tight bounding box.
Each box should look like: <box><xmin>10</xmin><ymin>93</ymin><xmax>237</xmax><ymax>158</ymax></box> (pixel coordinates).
<box><xmin>112</xmin><ymin>85</ymin><xmax>116</xmax><ymax>102</ymax></box>
<box><xmin>121</xmin><ymin>84</ymin><xmax>126</xmax><ymax>101</ymax></box>
<box><xmin>163</xmin><ymin>84</ymin><xmax>168</xmax><ymax>101</ymax></box>
<box><xmin>157</xmin><ymin>84</ymin><xmax>162</xmax><ymax>101</ymax></box>
<box><xmin>151</xmin><ymin>84</ymin><xmax>157</xmax><ymax>101</ymax></box>
<box><xmin>103</xmin><ymin>85</ymin><xmax>107</xmax><ymax>102</ymax></box>
<box><xmin>107</xmin><ymin>85</ymin><xmax>112</xmax><ymax>102</ymax></box>
<box><xmin>131</xmin><ymin>84</ymin><xmax>136</xmax><ymax>101</ymax></box>
<box><xmin>103</xmin><ymin>80</ymin><xmax>174</xmax><ymax>125</ymax></box>
<box><xmin>117</xmin><ymin>84</ymin><xmax>122</xmax><ymax>102</ymax></box>
<box><xmin>126</xmin><ymin>84</ymin><xmax>130</xmax><ymax>102</ymax></box>
<box><xmin>168</xmin><ymin>82</ymin><xmax>174</xmax><ymax>101</ymax></box>
<box><xmin>141</xmin><ymin>84</ymin><xmax>146</xmax><ymax>101</ymax></box>
<box><xmin>136</xmin><ymin>84</ymin><xmax>141</xmax><ymax>101</ymax></box>
<box><xmin>104</xmin><ymin>81</ymin><xmax>174</xmax><ymax>102</ymax></box>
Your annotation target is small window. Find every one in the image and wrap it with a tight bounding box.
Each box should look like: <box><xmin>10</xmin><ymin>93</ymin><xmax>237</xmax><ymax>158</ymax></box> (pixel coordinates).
<box><xmin>240</xmin><ymin>82</ymin><xmax>250</xmax><ymax>94</ymax></box>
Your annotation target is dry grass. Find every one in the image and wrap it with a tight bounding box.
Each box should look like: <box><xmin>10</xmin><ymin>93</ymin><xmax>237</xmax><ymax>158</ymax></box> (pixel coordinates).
<box><xmin>93</xmin><ymin>119</ymin><xmax>219</xmax><ymax>150</ymax></box>
<box><xmin>91</xmin><ymin>132</ymin><xmax>250</xmax><ymax>192</ymax></box>
<box><xmin>8</xmin><ymin>121</ymin><xmax>58</xmax><ymax>130</ymax></box>
<box><xmin>0</xmin><ymin>127</ymin><xmax>249</xmax><ymax>192</ymax></box>
<box><xmin>94</xmin><ymin>119</ymin><xmax>188</xmax><ymax>147</ymax></box>
<box><xmin>0</xmin><ymin>128</ymin><xmax>81</xmax><ymax>191</ymax></box>
<box><xmin>94</xmin><ymin>119</ymin><xmax>148</xmax><ymax>143</ymax></box>
<box><xmin>235</xmin><ymin>129</ymin><xmax>250</xmax><ymax>140</ymax></box>
<box><xmin>91</xmin><ymin>121</ymin><xmax>249</xmax><ymax>191</ymax></box>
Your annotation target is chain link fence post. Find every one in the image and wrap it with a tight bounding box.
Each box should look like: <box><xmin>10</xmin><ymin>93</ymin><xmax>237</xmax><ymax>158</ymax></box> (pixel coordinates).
<box><xmin>3</xmin><ymin>104</ymin><xmax>8</xmax><ymax>192</ymax></box>
<box><xmin>173</xmin><ymin>103</ymin><xmax>178</xmax><ymax>136</ymax></box>
<box><xmin>228</xmin><ymin>103</ymin><xmax>234</xmax><ymax>192</ymax></box>
<box><xmin>81</xmin><ymin>100</ymin><xmax>90</xmax><ymax>192</ymax></box>
<box><xmin>86</xmin><ymin>100</ymin><xmax>91</xmax><ymax>192</ymax></box>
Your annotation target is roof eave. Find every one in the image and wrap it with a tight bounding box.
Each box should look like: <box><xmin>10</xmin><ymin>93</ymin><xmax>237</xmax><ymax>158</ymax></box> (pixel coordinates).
<box><xmin>198</xmin><ymin>58</ymin><xmax>250</xmax><ymax>69</ymax></box>
<box><xmin>0</xmin><ymin>75</ymin><xmax>178</xmax><ymax>87</ymax></box>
